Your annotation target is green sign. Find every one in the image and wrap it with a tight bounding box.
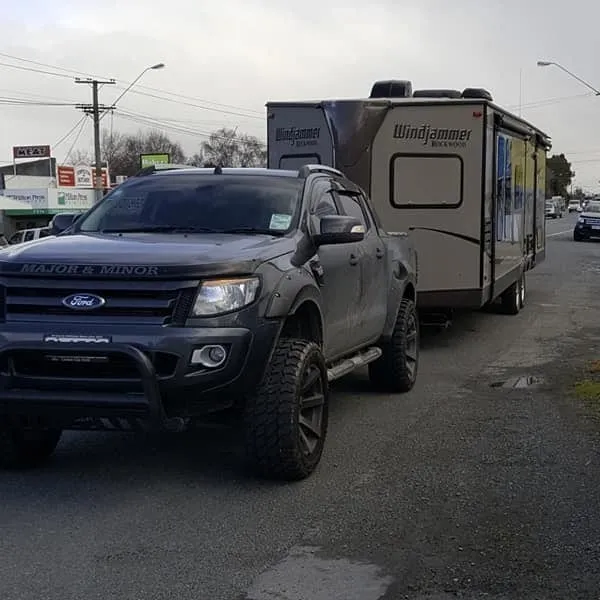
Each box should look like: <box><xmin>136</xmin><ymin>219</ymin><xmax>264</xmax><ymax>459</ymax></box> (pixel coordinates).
<box><xmin>140</xmin><ymin>153</ymin><xmax>170</xmax><ymax>168</ymax></box>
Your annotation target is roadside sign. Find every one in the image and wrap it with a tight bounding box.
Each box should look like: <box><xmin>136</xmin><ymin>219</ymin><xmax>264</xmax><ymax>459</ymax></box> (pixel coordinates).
<box><xmin>12</xmin><ymin>145</ymin><xmax>51</xmax><ymax>159</ymax></box>
<box><xmin>140</xmin><ymin>153</ymin><xmax>170</xmax><ymax>168</ymax></box>
<box><xmin>56</xmin><ymin>165</ymin><xmax>109</xmax><ymax>188</ymax></box>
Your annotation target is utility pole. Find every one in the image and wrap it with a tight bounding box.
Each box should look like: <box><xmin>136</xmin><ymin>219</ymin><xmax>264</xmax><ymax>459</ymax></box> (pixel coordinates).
<box><xmin>75</xmin><ymin>78</ymin><xmax>116</xmax><ymax>203</ymax></box>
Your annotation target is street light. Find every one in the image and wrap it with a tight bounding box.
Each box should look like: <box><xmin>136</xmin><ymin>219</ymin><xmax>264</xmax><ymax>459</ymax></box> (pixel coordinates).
<box><xmin>110</xmin><ymin>62</ymin><xmax>166</xmax><ymax>109</ymax></box>
<box><xmin>536</xmin><ymin>60</ymin><xmax>600</xmax><ymax>95</ymax></box>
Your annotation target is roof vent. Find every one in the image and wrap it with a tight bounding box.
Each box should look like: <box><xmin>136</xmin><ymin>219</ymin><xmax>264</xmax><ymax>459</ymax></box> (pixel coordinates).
<box><xmin>369</xmin><ymin>80</ymin><xmax>413</xmax><ymax>98</ymax></box>
<box><xmin>461</xmin><ymin>87</ymin><xmax>493</xmax><ymax>101</ymax></box>
<box><xmin>412</xmin><ymin>89</ymin><xmax>462</xmax><ymax>99</ymax></box>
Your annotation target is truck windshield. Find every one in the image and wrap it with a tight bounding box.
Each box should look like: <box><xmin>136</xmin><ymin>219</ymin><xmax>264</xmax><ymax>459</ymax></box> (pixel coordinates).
<box><xmin>77</xmin><ymin>174</ymin><xmax>304</xmax><ymax>234</ymax></box>
<box><xmin>585</xmin><ymin>203</ymin><xmax>600</xmax><ymax>213</ymax></box>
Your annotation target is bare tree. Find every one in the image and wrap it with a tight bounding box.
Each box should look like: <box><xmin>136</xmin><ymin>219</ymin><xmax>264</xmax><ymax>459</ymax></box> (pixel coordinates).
<box><xmin>67</xmin><ymin>149</ymin><xmax>92</xmax><ymax>166</ymax></box>
<box><xmin>101</xmin><ymin>128</ymin><xmax>186</xmax><ymax>176</ymax></box>
<box><xmin>200</xmin><ymin>127</ymin><xmax>266</xmax><ymax>167</ymax></box>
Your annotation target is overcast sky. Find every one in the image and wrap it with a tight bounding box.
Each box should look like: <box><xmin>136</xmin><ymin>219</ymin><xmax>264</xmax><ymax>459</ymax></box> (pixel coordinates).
<box><xmin>2</xmin><ymin>0</ymin><xmax>599</xmax><ymax>191</ymax></box>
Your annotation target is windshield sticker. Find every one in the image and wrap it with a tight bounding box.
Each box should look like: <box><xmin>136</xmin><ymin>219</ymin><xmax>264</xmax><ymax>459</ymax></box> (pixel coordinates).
<box><xmin>269</xmin><ymin>213</ymin><xmax>292</xmax><ymax>230</ymax></box>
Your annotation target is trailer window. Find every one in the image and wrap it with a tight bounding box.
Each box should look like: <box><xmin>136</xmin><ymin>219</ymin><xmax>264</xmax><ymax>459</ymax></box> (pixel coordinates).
<box><xmin>389</xmin><ymin>153</ymin><xmax>463</xmax><ymax>209</ymax></box>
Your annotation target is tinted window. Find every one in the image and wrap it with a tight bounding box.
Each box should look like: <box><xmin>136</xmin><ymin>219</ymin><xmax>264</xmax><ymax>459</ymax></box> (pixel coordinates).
<box><xmin>586</xmin><ymin>203</ymin><xmax>600</xmax><ymax>213</ymax></box>
<box><xmin>38</xmin><ymin>228</ymin><xmax>52</xmax><ymax>238</ymax></box>
<box><xmin>78</xmin><ymin>174</ymin><xmax>304</xmax><ymax>233</ymax></box>
<box><xmin>338</xmin><ymin>194</ymin><xmax>367</xmax><ymax>227</ymax></box>
<box><xmin>23</xmin><ymin>231</ymin><xmax>35</xmax><ymax>242</ymax></box>
<box><xmin>8</xmin><ymin>233</ymin><xmax>21</xmax><ymax>245</ymax></box>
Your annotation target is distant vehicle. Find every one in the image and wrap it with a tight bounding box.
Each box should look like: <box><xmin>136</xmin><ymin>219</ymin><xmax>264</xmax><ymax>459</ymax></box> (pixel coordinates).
<box><xmin>545</xmin><ymin>200</ymin><xmax>560</xmax><ymax>219</ymax></box>
<box><xmin>568</xmin><ymin>199</ymin><xmax>582</xmax><ymax>213</ymax></box>
<box><xmin>8</xmin><ymin>226</ymin><xmax>52</xmax><ymax>245</ymax></box>
<box><xmin>574</xmin><ymin>201</ymin><xmax>600</xmax><ymax>241</ymax></box>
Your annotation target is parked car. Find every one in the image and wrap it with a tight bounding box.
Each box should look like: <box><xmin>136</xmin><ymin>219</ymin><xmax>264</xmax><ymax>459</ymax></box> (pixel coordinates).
<box><xmin>0</xmin><ymin>165</ymin><xmax>419</xmax><ymax>481</ymax></box>
<box><xmin>545</xmin><ymin>200</ymin><xmax>561</xmax><ymax>219</ymax></box>
<box><xmin>568</xmin><ymin>200</ymin><xmax>583</xmax><ymax>213</ymax></box>
<box><xmin>574</xmin><ymin>201</ymin><xmax>600</xmax><ymax>241</ymax></box>
<box><xmin>8</xmin><ymin>226</ymin><xmax>53</xmax><ymax>245</ymax></box>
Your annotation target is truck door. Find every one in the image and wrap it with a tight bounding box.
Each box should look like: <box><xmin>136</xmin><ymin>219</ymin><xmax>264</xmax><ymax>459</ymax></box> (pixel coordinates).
<box><xmin>308</xmin><ymin>179</ymin><xmax>362</xmax><ymax>358</ymax></box>
<box><xmin>267</xmin><ymin>104</ymin><xmax>334</xmax><ymax>169</ymax></box>
<box><xmin>335</xmin><ymin>186</ymin><xmax>387</xmax><ymax>345</ymax></box>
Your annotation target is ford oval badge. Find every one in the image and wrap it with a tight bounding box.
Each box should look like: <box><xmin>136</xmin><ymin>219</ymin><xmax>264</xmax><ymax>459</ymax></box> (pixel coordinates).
<box><xmin>62</xmin><ymin>293</ymin><xmax>106</xmax><ymax>311</ymax></box>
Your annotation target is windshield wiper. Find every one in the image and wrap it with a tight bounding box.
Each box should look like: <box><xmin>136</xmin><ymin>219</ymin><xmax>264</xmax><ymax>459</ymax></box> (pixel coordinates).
<box><xmin>219</xmin><ymin>227</ymin><xmax>284</xmax><ymax>235</ymax></box>
<box><xmin>101</xmin><ymin>226</ymin><xmax>223</xmax><ymax>233</ymax></box>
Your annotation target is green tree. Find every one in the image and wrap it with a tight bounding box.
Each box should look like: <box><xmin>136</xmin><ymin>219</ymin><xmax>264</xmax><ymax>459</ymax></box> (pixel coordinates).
<box><xmin>546</xmin><ymin>154</ymin><xmax>574</xmax><ymax>197</ymax></box>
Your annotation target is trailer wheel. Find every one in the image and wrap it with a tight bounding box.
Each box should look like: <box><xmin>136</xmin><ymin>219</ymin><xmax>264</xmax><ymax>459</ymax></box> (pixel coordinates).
<box><xmin>519</xmin><ymin>273</ymin><xmax>526</xmax><ymax>309</ymax></box>
<box><xmin>501</xmin><ymin>275</ymin><xmax>523</xmax><ymax>315</ymax></box>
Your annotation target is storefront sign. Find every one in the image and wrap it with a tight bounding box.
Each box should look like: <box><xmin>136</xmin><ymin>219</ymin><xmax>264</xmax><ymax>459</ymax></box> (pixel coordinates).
<box><xmin>140</xmin><ymin>153</ymin><xmax>170</xmax><ymax>168</ymax></box>
<box><xmin>13</xmin><ymin>145</ymin><xmax>51</xmax><ymax>159</ymax></box>
<box><xmin>50</xmin><ymin>188</ymin><xmax>95</xmax><ymax>210</ymax></box>
<box><xmin>0</xmin><ymin>188</ymin><xmax>48</xmax><ymax>209</ymax></box>
<box><xmin>56</xmin><ymin>165</ymin><xmax>109</xmax><ymax>188</ymax></box>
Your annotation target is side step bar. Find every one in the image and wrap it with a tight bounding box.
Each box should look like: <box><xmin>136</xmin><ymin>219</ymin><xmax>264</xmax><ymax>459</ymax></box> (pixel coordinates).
<box><xmin>327</xmin><ymin>346</ymin><xmax>382</xmax><ymax>382</ymax></box>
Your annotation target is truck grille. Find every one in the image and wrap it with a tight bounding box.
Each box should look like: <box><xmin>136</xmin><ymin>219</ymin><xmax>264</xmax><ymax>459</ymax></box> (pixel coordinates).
<box><xmin>584</xmin><ymin>217</ymin><xmax>600</xmax><ymax>226</ymax></box>
<box><xmin>0</xmin><ymin>279</ymin><xmax>197</xmax><ymax>325</ymax></box>
<box><xmin>3</xmin><ymin>349</ymin><xmax>179</xmax><ymax>380</ymax></box>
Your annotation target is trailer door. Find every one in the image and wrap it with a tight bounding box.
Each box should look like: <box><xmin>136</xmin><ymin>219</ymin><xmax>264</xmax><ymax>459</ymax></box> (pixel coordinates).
<box><xmin>266</xmin><ymin>104</ymin><xmax>334</xmax><ymax>169</ymax></box>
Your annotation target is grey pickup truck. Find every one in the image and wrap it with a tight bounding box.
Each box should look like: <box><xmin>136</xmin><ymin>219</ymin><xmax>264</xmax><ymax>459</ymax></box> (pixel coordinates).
<box><xmin>0</xmin><ymin>164</ymin><xmax>419</xmax><ymax>480</ymax></box>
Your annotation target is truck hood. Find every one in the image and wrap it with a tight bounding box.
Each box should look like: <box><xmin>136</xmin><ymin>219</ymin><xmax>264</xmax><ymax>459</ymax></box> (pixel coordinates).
<box><xmin>0</xmin><ymin>232</ymin><xmax>295</xmax><ymax>279</ymax></box>
<box><xmin>580</xmin><ymin>211</ymin><xmax>600</xmax><ymax>219</ymax></box>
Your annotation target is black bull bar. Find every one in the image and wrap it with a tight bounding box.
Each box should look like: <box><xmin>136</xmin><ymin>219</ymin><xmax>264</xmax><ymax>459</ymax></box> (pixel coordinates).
<box><xmin>0</xmin><ymin>342</ymin><xmax>187</xmax><ymax>432</ymax></box>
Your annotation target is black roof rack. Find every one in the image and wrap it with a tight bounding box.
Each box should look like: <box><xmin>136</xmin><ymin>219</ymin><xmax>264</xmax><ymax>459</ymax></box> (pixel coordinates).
<box><xmin>297</xmin><ymin>164</ymin><xmax>344</xmax><ymax>179</ymax></box>
<box><xmin>131</xmin><ymin>163</ymin><xmax>195</xmax><ymax>177</ymax></box>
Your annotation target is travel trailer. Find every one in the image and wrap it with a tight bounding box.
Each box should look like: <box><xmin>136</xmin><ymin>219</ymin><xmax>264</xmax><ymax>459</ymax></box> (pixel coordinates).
<box><xmin>266</xmin><ymin>81</ymin><xmax>551</xmax><ymax>317</ymax></box>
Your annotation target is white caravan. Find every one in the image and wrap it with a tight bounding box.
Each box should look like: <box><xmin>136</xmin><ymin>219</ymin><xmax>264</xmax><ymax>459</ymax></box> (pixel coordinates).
<box><xmin>266</xmin><ymin>80</ymin><xmax>551</xmax><ymax>316</ymax></box>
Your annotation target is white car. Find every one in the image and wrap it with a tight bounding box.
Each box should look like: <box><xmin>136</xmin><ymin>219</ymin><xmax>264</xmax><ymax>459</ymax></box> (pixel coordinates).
<box><xmin>545</xmin><ymin>200</ymin><xmax>561</xmax><ymax>219</ymax></box>
<box><xmin>568</xmin><ymin>200</ymin><xmax>583</xmax><ymax>213</ymax></box>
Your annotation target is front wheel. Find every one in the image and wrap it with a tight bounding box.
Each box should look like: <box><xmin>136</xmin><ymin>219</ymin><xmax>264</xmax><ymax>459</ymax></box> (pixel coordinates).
<box><xmin>369</xmin><ymin>298</ymin><xmax>419</xmax><ymax>393</ymax></box>
<box><xmin>0</xmin><ymin>423</ymin><xmax>62</xmax><ymax>469</ymax></box>
<box><xmin>244</xmin><ymin>338</ymin><xmax>329</xmax><ymax>481</ymax></box>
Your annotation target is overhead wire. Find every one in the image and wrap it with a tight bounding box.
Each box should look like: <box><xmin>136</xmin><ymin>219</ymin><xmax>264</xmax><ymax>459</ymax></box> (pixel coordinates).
<box><xmin>61</xmin><ymin>117</ymin><xmax>89</xmax><ymax>165</ymax></box>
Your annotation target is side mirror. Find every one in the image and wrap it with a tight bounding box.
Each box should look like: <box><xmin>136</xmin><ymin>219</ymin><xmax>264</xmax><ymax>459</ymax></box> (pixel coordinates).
<box><xmin>49</xmin><ymin>212</ymin><xmax>79</xmax><ymax>234</ymax></box>
<box><xmin>313</xmin><ymin>215</ymin><xmax>365</xmax><ymax>246</ymax></box>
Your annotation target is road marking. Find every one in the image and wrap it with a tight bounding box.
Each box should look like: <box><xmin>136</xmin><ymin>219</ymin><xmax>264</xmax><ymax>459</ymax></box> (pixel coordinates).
<box><xmin>547</xmin><ymin>229</ymin><xmax>572</xmax><ymax>238</ymax></box>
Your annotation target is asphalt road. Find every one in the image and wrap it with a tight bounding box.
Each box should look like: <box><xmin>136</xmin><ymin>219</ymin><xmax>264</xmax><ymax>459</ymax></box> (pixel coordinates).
<box><xmin>2</xmin><ymin>212</ymin><xmax>599</xmax><ymax>600</ymax></box>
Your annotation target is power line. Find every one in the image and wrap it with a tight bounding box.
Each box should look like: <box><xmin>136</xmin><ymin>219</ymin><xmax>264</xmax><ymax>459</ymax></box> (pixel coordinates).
<box><xmin>0</xmin><ymin>60</ymin><xmax>75</xmax><ymax>80</ymax></box>
<box><xmin>0</xmin><ymin>96</ymin><xmax>78</xmax><ymax>106</ymax></box>
<box><xmin>114</xmin><ymin>109</ymin><xmax>266</xmax><ymax>145</ymax></box>
<box><xmin>62</xmin><ymin>117</ymin><xmax>89</xmax><ymax>165</ymax></box>
<box><xmin>53</xmin><ymin>116</ymin><xmax>88</xmax><ymax>148</ymax></box>
<box><xmin>0</xmin><ymin>51</ymin><xmax>263</xmax><ymax>117</ymax></box>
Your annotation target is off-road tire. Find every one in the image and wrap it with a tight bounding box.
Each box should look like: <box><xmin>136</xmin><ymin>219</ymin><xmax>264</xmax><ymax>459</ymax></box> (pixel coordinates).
<box><xmin>0</xmin><ymin>425</ymin><xmax>62</xmax><ymax>469</ymax></box>
<box><xmin>244</xmin><ymin>338</ymin><xmax>329</xmax><ymax>481</ymax></box>
<box><xmin>369</xmin><ymin>298</ymin><xmax>419</xmax><ymax>393</ymax></box>
<box><xmin>574</xmin><ymin>232</ymin><xmax>584</xmax><ymax>242</ymax></box>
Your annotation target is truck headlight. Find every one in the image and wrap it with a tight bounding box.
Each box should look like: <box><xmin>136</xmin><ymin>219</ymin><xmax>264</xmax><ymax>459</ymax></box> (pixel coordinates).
<box><xmin>578</xmin><ymin>217</ymin><xmax>585</xmax><ymax>223</ymax></box>
<box><xmin>191</xmin><ymin>277</ymin><xmax>260</xmax><ymax>316</ymax></box>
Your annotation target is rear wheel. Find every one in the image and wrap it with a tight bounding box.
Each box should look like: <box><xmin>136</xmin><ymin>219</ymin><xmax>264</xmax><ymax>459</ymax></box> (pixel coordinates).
<box><xmin>244</xmin><ymin>338</ymin><xmax>329</xmax><ymax>481</ymax></box>
<box><xmin>369</xmin><ymin>298</ymin><xmax>419</xmax><ymax>393</ymax></box>
<box><xmin>0</xmin><ymin>423</ymin><xmax>62</xmax><ymax>469</ymax></box>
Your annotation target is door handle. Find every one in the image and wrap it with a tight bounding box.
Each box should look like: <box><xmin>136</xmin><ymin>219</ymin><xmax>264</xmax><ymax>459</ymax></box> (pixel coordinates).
<box><xmin>349</xmin><ymin>254</ymin><xmax>359</xmax><ymax>266</ymax></box>
<box><xmin>375</xmin><ymin>247</ymin><xmax>384</xmax><ymax>259</ymax></box>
